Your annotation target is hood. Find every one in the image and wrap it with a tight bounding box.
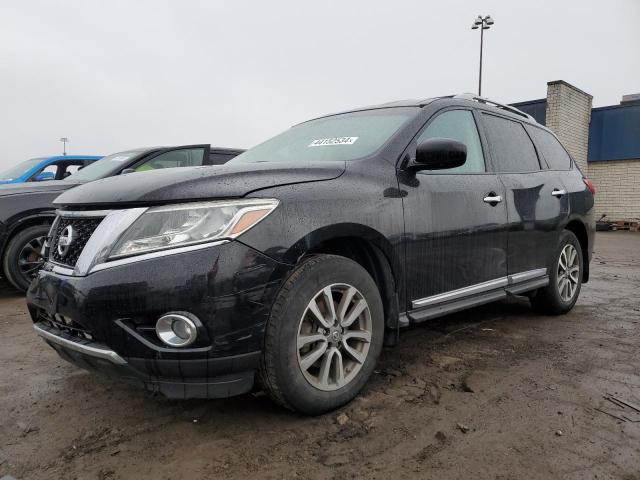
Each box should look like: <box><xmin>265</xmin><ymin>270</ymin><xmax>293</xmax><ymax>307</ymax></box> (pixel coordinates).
<box><xmin>55</xmin><ymin>161</ymin><xmax>346</xmax><ymax>206</ymax></box>
<box><xmin>0</xmin><ymin>180</ymin><xmax>81</xmax><ymax>197</ymax></box>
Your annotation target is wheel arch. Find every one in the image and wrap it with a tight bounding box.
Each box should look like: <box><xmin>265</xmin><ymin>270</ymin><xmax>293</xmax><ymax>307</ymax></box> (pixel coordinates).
<box><xmin>282</xmin><ymin>223</ymin><xmax>402</xmax><ymax>346</ymax></box>
<box><xmin>1</xmin><ymin>213</ymin><xmax>54</xmax><ymax>274</ymax></box>
<box><xmin>564</xmin><ymin>219</ymin><xmax>589</xmax><ymax>283</ymax></box>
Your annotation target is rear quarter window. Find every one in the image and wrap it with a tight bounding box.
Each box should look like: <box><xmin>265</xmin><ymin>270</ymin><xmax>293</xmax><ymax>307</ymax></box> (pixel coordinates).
<box><xmin>526</xmin><ymin>126</ymin><xmax>572</xmax><ymax>170</ymax></box>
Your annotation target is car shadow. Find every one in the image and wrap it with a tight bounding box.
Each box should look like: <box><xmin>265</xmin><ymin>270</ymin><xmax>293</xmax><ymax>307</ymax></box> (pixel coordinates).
<box><xmin>0</xmin><ymin>278</ymin><xmax>24</xmax><ymax>299</ymax></box>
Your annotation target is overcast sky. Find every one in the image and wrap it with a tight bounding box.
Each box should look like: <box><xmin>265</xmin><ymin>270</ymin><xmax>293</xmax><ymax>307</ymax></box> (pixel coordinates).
<box><xmin>1</xmin><ymin>0</ymin><xmax>638</xmax><ymax>168</ymax></box>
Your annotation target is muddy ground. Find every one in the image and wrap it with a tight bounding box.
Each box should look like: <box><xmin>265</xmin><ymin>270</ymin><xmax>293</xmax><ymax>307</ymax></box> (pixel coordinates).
<box><xmin>1</xmin><ymin>231</ymin><xmax>639</xmax><ymax>480</ymax></box>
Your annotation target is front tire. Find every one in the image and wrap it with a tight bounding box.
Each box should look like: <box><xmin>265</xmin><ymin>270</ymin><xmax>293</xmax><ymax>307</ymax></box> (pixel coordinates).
<box><xmin>3</xmin><ymin>225</ymin><xmax>50</xmax><ymax>292</ymax></box>
<box><xmin>259</xmin><ymin>255</ymin><xmax>384</xmax><ymax>415</ymax></box>
<box><xmin>531</xmin><ymin>230</ymin><xmax>583</xmax><ymax>315</ymax></box>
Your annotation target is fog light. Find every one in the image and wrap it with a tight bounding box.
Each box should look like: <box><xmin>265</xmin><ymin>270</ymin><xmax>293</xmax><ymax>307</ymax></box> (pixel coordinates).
<box><xmin>156</xmin><ymin>313</ymin><xmax>198</xmax><ymax>347</ymax></box>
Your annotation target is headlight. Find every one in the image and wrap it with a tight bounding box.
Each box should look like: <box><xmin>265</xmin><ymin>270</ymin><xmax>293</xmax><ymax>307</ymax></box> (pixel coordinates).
<box><xmin>109</xmin><ymin>199</ymin><xmax>278</xmax><ymax>258</ymax></box>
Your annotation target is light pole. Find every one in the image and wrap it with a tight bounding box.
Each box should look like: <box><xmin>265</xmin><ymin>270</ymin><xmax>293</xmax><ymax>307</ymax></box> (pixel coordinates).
<box><xmin>471</xmin><ymin>15</ymin><xmax>494</xmax><ymax>96</ymax></box>
<box><xmin>60</xmin><ymin>137</ymin><xmax>68</xmax><ymax>156</ymax></box>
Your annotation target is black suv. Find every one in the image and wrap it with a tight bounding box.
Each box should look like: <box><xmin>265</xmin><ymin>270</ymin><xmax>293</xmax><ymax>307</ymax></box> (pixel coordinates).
<box><xmin>27</xmin><ymin>95</ymin><xmax>595</xmax><ymax>414</ymax></box>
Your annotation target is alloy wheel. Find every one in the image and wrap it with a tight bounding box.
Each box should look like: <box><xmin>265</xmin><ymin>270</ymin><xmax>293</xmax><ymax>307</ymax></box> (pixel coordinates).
<box><xmin>18</xmin><ymin>235</ymin><xmax>45</xmax><ymax>280</ymax></box>
<box><xmin>296</xmin><ymin>283</ymin><xmax>372</xmax><ymax>391</ymax></box>
<box><xmin>557</xmin><ymin>244</ymin><xmax>580</xmax><ymax>302</ymax></box>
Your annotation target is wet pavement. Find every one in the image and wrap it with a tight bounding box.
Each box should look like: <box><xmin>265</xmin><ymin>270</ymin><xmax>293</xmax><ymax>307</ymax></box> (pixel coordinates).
<box><xmin>1</xmin><ymin>232</ymin><xmax>639</xmax><ymax>479</ymax></box>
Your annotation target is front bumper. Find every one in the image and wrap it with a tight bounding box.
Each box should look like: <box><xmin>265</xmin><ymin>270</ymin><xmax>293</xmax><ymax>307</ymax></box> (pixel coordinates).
<box><xmin>27</xmin><ymin>240</ymin><xmax>291</xmax><ymax>399</ymax></box>
<box><xmin>33</xmin><ymin>321</ymin><xmax>260</xmax><ymax>398</ymax></box>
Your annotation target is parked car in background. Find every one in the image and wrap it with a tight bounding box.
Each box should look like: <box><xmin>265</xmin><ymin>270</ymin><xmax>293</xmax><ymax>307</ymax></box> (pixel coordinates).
<box><xmin>0</xmin><ymin>155</ymin><xmax>101</xmax><ymax>184</ymax></box>
<box><xmin>26</xmin><ymin>95</ymin><xmax>595</xmax><ymax>414</ymax></box>
<box><xmin>0</xmin><ymin>145</ymin><xmax>243</xmax><ymax>291</ymax></box>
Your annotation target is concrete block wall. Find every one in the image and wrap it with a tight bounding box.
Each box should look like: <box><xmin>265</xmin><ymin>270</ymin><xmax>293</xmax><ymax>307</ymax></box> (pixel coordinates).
<box><xmin>543</xmin><ymin>80</ymin><xmax>640</xmax><ymax>221</ymax></box>
<box><xmin>545</xmin><ymin>80</ymin><xmax>593</xmax><ymax>172</ymax></box>
<box><xmin>588</xmin><ymin>160</ymin><xmax>640</xmax><ymax>220</ymax></box>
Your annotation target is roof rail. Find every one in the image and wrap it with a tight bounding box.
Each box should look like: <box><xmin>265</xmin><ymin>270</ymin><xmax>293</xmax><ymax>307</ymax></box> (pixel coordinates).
<box><xmin>453</xmin><ymin>93</ymin><xmax>535</xmax><ymax>121</ymax></box>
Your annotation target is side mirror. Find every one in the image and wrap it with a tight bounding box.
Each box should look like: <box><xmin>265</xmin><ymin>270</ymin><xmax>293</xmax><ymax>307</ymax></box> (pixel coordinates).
<box><xmin>412</xmin><ymin>138</ymin><xmax>467</xmax><ymax>171</ymax></box>
<box><xmin>121</xmin><ymin>168</ymin><xmax>136</xmax><ymax>175</ymax></box>
<box><xmin>34</xmin><ymin>171</ymin><xmax>55</xmax><ymax>181</ymax></box>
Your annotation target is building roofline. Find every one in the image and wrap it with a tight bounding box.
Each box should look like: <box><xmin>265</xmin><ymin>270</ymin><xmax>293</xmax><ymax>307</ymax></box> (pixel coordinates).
<box><xmin>510</xmin><ymin>98</ymin><xmax>546</xmax><ymax>107</ymax></box>
<box><xmin>547</xmin><ymin>80</ymin><xmax>593</xmax><ymax>99</ymax></box>
<box><xmin>591</xmin><ymin>103</ymin><xmax>640</xmax><ymax>112</ymax></box>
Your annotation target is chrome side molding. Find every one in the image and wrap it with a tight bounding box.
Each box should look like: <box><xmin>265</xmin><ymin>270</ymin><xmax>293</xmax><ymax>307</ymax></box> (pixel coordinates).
<box><xmin>508</xmin><ymin>268</ymin><xmax>547</xmax><ymax>284</ymax></box>
<box><xmin>411</xmin><ymin>268</ymin><xmax>547</xmax><ymax>309</ymax></box>
<box><xmin>412</xmin><ymin>277</ymin><xmax>508</xmax><ymax>309</ymax></box>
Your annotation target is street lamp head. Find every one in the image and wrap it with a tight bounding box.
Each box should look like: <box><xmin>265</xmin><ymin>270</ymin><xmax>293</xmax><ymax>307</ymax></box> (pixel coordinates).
<box><xmin>485</xmin><ymin>15</ymin><xmax>494</xmax><ymax>25</ymax></box>
<box><xmin>471</xmin><ymin>23</ymin><xmax>479</xmax><ymax>29</ymax></box>
<box><xmin>60</xmin><ymin>137</ymin><xmax>68</xmax><ymax>143</ymax></box>
<box><xmin>474</xmin><ymin>15</ymin><xmax>483</xmax><ymax>25</ymax></box>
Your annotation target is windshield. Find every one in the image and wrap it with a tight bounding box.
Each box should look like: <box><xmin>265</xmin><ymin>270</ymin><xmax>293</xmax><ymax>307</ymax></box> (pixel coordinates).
<box><xmin>0</xmin><ymin>157</ymin><xmax>46</xmax><ymax>180</ymax></box>
<box><xmin>67</xmin><ymin>150</ymin><xmax>142</xmax><ymax>182</ymax></box>
<box><xmin>230</xmin><ymin>107</ymin><xmax>419</xmax><ymax>164</ymax></box>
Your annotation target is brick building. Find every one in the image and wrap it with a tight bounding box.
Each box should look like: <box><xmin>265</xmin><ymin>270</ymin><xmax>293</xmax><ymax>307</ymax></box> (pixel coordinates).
<box><xmin>512</xmin><ymin>81</ymin><xmax>640</xmax><ymax>222</ymax></box>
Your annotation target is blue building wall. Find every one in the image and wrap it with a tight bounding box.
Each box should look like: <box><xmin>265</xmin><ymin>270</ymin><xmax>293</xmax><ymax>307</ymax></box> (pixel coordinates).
<box><xmin>510</xmin><ymin>99</ymin><xmax>640</xmax><ymax>162</ymax></box>
<box><xmin>588</xmin><ymin>104</ymin><xmax>640</xmax><ymax>161</ymax></box>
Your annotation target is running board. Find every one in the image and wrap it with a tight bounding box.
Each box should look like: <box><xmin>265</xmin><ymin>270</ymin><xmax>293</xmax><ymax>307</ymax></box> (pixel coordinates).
<box><xmin>505</xmin><ymin>276</ymin><xmax>549</xmax><ymax>296</ymax></box>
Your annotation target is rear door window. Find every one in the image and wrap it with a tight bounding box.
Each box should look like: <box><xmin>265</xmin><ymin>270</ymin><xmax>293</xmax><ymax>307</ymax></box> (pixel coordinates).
<box><xmin>482</xmin><ymin>114</ymin><xmax>541</xmax><ymax>172</ymax></box>
<box><xmin>416</xmin><ymin>110</ymin><xmax>486</xmax><ymax>173</ymax></box>
<box><xmin>60</xmin><ymin>162</ymin><xmax>87</xmax><ymax>178</ymax></box>
<box><xmin>526</xmin><ymin>126</ymin><xmax>572</xmax><ymax>170</ymax></box>
<box><xmin>64</xmin><ymin>164</ymin><xmax>83</xmax><ymax>175</ymax></box>
<box><xmin>209</xmin><ymin>152</ymin><xmax>237</xmax><ymax>165</ymax></box>
<box><xmin>135</xmin><ymin>148</ymin><xmax>206</xmax><ymax>172</ymax></box>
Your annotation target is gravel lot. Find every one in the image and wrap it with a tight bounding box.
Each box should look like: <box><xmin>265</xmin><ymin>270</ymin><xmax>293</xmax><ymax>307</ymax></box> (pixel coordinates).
<box><xmin>1</xmin><ymin>231</ymin><xmax>640</xmax><ymax>480</ymax></box>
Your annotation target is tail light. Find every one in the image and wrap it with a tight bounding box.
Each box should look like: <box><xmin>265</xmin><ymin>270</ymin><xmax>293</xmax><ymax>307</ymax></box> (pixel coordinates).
<box><xmin>583</xmin><ymin>178</ymin><xmax>596</xmax><ymax>195</ymax></box>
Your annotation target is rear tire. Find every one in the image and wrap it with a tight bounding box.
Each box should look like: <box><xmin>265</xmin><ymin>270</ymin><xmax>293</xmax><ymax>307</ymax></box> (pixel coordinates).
<box><xmin>259</xmin><ymin>254</ymin><xmax>384</xmax><ymax>415</ymax></box>
<box><xmin>530</xmin><ymin>230</ymin><xmax>583</xmax><ymax>315</ymax></box>
<box><xmin>3</xmin><ymin>225</ymin><xmax>50</xmax><ymax>292</ymax></box>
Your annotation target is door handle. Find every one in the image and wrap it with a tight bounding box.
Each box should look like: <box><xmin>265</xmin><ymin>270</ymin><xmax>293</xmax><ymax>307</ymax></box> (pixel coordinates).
<box><xmin>551</xmin><ymin>189</ymin><xmax>567</xmax><ymax>197</ymax></box>
<box><xmin>483</xmin><ymin>194</ymin><xmax>502</xmax><ymax>205</ymax></box>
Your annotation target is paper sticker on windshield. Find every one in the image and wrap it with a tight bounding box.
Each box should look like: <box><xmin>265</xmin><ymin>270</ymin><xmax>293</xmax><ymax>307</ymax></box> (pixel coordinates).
<box><xmin>110</xmin><ymin>155</ymin><xmax>131</xmax><ymax>162</ymax></box>
<box><xmin>308</xmin><ymin>137</ymin><xmax>358</xmax><ymax>147</ymax></box>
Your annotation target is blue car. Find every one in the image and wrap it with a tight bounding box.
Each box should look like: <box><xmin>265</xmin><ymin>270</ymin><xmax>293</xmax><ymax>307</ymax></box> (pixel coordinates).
<box><xmin>0</xmin><ymin>155</ymin><xmax>102</xmax><ymax>184</ymax></box>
